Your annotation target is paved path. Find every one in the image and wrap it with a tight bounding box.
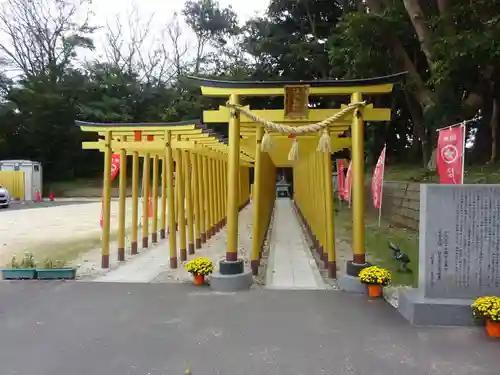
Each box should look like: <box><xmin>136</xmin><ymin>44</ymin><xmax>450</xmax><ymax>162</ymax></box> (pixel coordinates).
<box><xmin>0</xmin><ymin>282</ymin><xmax>497</xmax><ymax>375</ymax></box>
<box><xmin>266</xmin><ymin>199</ymin><xmax>325</xmax><ymax>290</ymax></box>
<box><xmin>93</xmin><ymin>237</ymin><xmax>170</xmax><ymax>282</ymax></box>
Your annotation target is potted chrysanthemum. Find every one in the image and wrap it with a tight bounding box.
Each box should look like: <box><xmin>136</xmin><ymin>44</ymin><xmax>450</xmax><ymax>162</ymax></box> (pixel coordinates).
<box><xmin>358</xmin><ymin>266</ymin><xmax>391</xmax><ymax>297</ymax></box>
<box><xmin>185</xmin><ymin>257</ymin><xmax>214</xmax><ymax>285</ymax></box>
<box><xmin>472</xmin><ymin>296</ymin><xmax>500</xmax><ymax>338</ymax></box>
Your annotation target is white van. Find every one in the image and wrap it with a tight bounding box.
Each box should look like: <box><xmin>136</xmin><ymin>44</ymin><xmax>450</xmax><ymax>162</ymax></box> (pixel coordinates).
<box><xmin>0</xmin><ymin>184</ymin><xmax>11</xmax><ymax>208</ymax></box>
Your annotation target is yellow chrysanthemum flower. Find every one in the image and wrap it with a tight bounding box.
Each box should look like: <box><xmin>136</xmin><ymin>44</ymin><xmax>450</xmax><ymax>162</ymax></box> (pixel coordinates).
<box><xmin>185</xmin><ymin>257</ymin><xmax>215</xmax><ymax>276</ymax></box>
<box><xmin>358</xmin><ymin>266</ymin><xmax>391</xmax><ymax>286</ymax></box>
<box><xmin>472</xmin><ymin>296</ymin><xmax>500</xmax><ymax>321</ymax></box>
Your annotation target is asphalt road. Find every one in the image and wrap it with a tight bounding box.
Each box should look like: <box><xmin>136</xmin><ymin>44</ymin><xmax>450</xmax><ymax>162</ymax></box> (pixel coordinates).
<box><xmin>0</xmin><ymin>282</ymin><xmax>497</xmax><ymax>375</ymax></box>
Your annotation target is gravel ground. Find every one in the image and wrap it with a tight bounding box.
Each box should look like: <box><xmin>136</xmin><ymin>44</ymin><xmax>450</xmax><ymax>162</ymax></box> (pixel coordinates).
<box><xmin>0</xmin><ymin>197</ymin><xmax>156</xmax><ymax>269</ymax></box>
<box><xmin>0</xmin><ymin>199</ymin><xmax>106</xmax><ymax>266</ymax></box>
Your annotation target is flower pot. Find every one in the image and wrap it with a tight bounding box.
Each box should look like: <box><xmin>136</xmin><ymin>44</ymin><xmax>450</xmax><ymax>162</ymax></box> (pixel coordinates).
<box><xmin>367</xmin><ymin>284</ymin><xmax>382</xmax><ymax>297</ymax></box>
<box><xmin>193</xmin><ymin>274</ymin><xmax>205</xmax><ymax>286</ymax></box>
<box><xmin>36</xmin><ymin>268</ymin><xmax>77</xmax><ymax>280</ymax></box>
<box><xmin>486</xmin><ymin>319</ymin><xmax>500</xmax><ymax>338</ymax></box>
<box><xmin>1</xmin><ymin>268</ymin><xmax>37</xmax><ymax>280</ymax></box>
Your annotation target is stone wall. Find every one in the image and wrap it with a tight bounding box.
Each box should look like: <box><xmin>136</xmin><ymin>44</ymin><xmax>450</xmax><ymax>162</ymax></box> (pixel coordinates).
<box><xmin>366</xmin><ymin>181</ymin><xmax>421</xmax><ymax>231</ymax></box>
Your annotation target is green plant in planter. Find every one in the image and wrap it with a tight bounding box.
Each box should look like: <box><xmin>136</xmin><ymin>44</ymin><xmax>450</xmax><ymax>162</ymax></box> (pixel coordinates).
<box><xmin>42</xmin><ymin>258</ymin><xmax>64</xmax><ymax>269</ymax></box>
<box><xmin>19</xmin><ymin>252</ymin><xmax>36</xmax><ymax>268</ymax></box>
<box><xmin>10</xmin><ymin>255</ymin><xmax>20</xmax><ymax>269</ymax></box>
<box><xmin>2</xmin><ymin>252</ymin><xmax>37</xmax><ymax>279</ymax></box>
<box><xmin>8</xmin><ymin>252</ymin><xmax>36</xmax><ymax>268</ymax></box>
<box><xmin>36</xmin><ymin>257</ymin><xmax>76</xmax><ymax>280</ymax></box>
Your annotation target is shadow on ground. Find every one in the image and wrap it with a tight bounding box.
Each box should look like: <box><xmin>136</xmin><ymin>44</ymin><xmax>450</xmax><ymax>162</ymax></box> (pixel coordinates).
<box><xmin>0</xmin><ymin>282</ymin><xmax>497</xmax><ymax>375</ymax></box>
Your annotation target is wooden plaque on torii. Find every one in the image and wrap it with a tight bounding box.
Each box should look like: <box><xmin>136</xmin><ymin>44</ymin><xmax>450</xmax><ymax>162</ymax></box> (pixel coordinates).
<box><xmin>284</xmin><ymin>85</ymin><xmax>309</xmax><ymax>119</ymax></box>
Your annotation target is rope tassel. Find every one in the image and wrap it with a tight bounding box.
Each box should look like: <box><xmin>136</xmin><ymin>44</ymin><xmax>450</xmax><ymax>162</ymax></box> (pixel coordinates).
<box><xmin>288</xmin><ymin>137</ymin><xmax>299</xmax><ymax>161</ymax></box>
<box><xmin>260</xmin><ymin>130</ymin><xmax>273</xmax><ymax>152</ymax></box>
<box><xmin>317</xmin><ymin>128</ymin><xmax>332</xmax><ymax>153</ymax></box>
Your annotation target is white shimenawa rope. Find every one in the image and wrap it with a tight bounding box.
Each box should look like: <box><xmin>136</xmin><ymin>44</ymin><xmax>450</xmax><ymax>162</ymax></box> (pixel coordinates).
<box><xmin>226</xmin><ymin>101</ymin><xmax>366</xmax><ymax>160</ymax></box>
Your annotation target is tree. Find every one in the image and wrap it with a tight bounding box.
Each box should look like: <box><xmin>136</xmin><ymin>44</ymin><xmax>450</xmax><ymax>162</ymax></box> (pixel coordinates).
<box><xmin>243</xmin><ymin>0</ymin><xmax>344</xmax><ymax>80</ymax></box>
<box><xmin>328</xmin><ymin>0</ymin><xmax>500</xmax><ymax>165</ymax></box>
<box><xmin>166</xmin><ymin>13</ymin><xmax>190</xmax><ymax>79</ymax></box>
<box><xmin>103</xmin><ymin>6</ymin><xmax>175</xmax><ymax>86</ymax></box>
<box><xmin>182</xmin><ymin>0</ymin><xmax>239</xmax><ymax>75</ymax></box>
<box><xmin>0</xmin><ymin>0</ymin><xmax>95</xmax><ymax>80</ymax></box>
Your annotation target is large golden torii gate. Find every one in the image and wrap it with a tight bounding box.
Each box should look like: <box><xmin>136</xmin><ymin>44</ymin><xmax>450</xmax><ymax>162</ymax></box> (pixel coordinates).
<box><xmin>76</xmin><ymin>72</ymin><xmax>404</xmax><ymax>286</ymax></box>
<box><xmin>76</xmin><ymin>120</ymin><xmax>253</xmax><ymax>268</ymax></box>
<box><xmin>186</xmin><ymin>73</ymin><xmax>405</xmax><ymax>281</ymax></box>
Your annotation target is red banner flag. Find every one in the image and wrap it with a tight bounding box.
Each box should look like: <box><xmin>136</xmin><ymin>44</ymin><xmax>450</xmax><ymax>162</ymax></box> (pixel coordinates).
<box><xmin>343</xmin><ymin>161</ymin><xmax>352</xmax><ymax>202</ymax></box>
<box><xmin>336</xmin><ymin>159</ymin><xmax>345</xmax><ymax>199</ymax></box>
<box><xmin>371</xmin><ymin>146</ymin><xmax>386</xmax><ymax>209</ymax></box>
<box><xmin>100</xmin><ymin>154</ymin><xmax>121</xmax><ymax>228</ymax></box>
<box><xmin>110</xmin><ymin>153</ymin><xmax>120</xmax><ymax>180</ymax></box>
<box><xmin>437</xmin><ymin>125</ymin><xmax>465</xmax><ymax>185</ymax></box>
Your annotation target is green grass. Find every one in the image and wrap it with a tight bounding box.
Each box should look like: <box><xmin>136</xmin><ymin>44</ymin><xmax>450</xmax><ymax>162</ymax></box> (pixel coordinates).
<box><xmin>335</xmin><ymin>204</ymin><xmax>419</xmax><ymax>286</ymax></box>
<box><xmin>50</xmin><ymin>178</ymin><xmax>102</xmax><ymax>190</ymax></box>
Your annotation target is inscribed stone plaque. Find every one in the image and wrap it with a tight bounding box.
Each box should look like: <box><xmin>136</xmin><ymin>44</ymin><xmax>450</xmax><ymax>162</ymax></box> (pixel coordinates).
<box><xmin>419</xmin><ymin>184</ymin><xmax>500</xmax><ymax>299</ymax></box>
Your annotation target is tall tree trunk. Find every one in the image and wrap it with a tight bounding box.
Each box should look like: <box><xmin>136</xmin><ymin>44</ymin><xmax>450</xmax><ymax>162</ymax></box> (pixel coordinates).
<box><xmin>490</xmin><ymin>97</ymin><xmax>499</xmax><ymax>163</ymax></box>
<box><xmin>365</xmin><ymin>0</ymin><xmax>435</xmax><ymax>113</ymax></box>
<box><xmin>405</xmin><ymin>89</ymin><xmax>430</xmax><ymax>166</ymax></box>
<box><xmin>402</xmin><ymin>0</ymin><xmax>435</xmax><ymax>72</ymax></box>
<box><xmin>437</xmin><ymin>0</ymin><xmax>455</xmax><ymax>35</ymax></box>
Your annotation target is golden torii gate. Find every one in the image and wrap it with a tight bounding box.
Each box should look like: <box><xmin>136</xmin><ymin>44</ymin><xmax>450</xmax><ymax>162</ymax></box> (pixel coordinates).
<box><xmin>186</xmin><ymin>73</ymin><xmax>405</xmax><ymax>281</ymax></box>
<box><xmin>76</xmin><ymin>120</ymin><xmax>253</xmax><ymax>268</ymax></box>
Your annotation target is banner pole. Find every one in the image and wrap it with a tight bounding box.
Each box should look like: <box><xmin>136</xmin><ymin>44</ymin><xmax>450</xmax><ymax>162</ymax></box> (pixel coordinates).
<box><xmin>348</xmin><ymin>180</ymin><xmax>352</xmax><ymax>208</ymax></box>
<box><xmin>461</xmin><ymin>124</ymin><xmax>466</xmax><ymax>184</ymax></box>
<box><xmin>100</xmin><ymin>187</ymin><xmax>103</xmax><ymax>244</ymax></box>
<box><xmin>139</xmin><ymin>169</ymin><xmax>144</xmax><ymax>227</ymax></box>
<box><xmin>348</xmin><ymin>161</ymin><xmax>352</xmax><ymax>208</ymax></box>
<box><xmin>336</xmin><ymin>160</ymin><xmax>343</xmax><ymax>209</ymax></box>
<box><xmin>378</xmin><ymin>144</ymin><xmax>386</xmax><ymax>227</ymax></box>
<box><xmin>435</xmin><ymin>116</ymin><xmax>482</xmax><ymax>132</ymax></box>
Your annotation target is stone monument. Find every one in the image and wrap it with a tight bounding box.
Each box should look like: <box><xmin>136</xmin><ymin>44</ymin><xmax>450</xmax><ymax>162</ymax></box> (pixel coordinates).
<box><xmin>398</xmin><ymin>184</ymin><xmax>500</xmax><ymax>326</ymax></box>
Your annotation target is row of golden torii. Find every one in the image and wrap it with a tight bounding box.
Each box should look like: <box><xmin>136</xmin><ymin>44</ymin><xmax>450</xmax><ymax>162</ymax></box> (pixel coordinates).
<box><xmin>77</xmin><ymin>73</ymin><xmax>405</xmax><ymax>278</ymax></box>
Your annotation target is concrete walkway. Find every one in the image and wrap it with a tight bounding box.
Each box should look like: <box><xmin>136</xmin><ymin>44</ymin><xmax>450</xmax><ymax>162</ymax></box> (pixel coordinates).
<box><xmin>266</xmin><ymin>198</ymin><xmax>326</xmax><ymax>290</ymax></box>
<box><xmin>93</xmin><ymin>204</ymin><xmax>255</xmax><ymax>283</ymax></box>
<box><xmin>93</xmin><ymin>236</ymin><xmax>170</xmax><ymax>283</ymax></box>
<box><xmin>0</xmin><ymin>282</ymin><xmax>497</xmax><ymax>375</ymax></box>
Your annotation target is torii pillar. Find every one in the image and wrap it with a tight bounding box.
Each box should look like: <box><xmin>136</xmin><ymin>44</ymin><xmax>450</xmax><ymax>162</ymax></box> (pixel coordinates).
<box><xmin>210</xmin><ymin>93</ymin><xmax>253</xmax><ymax>291</ymax></box>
